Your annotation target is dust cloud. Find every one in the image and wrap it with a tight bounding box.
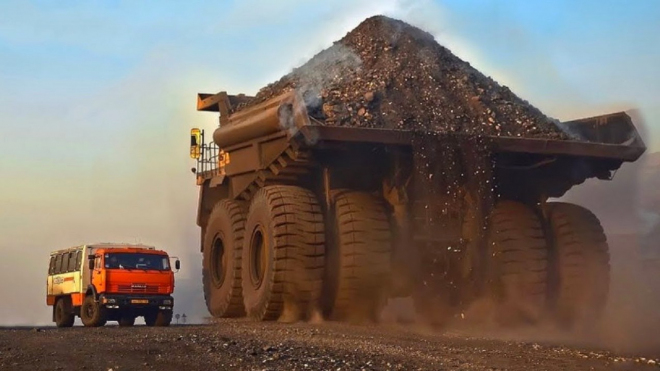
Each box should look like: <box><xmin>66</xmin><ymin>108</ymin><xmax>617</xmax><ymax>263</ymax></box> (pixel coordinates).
<box><xmin>561</xmin><ymin>110</ymin><xmax>660</xmax><ymax>356</ymax></box>
<box><xmin>378</xmin><ymin>110</ymin><xmax>660</xmax><ymax>358</ymax></box>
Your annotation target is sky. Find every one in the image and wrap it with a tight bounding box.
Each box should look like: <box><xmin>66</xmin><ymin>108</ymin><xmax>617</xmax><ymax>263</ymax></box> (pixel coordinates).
<box><xmin>0</xmin><ymin>0</ymin><xmax>659</xmax><ymax>325</ymax></box>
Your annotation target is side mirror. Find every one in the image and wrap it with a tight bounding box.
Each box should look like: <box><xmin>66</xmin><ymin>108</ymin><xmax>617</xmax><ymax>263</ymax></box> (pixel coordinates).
<box><xmin>175</xmin><ymin>259</ymin><xmax>181</xmax><ymax>271</ymax></box>
<box><xmin>190</xmin><ymin>128</ymin><xmax>201</xmax><ymax>159</ymax></box>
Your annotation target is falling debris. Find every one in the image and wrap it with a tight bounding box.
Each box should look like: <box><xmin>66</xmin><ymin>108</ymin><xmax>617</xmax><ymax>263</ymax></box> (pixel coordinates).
<box><xmin>236</xmin><ymin>15</ymin><xmax>570</xmax><ymax>140</ymax></box>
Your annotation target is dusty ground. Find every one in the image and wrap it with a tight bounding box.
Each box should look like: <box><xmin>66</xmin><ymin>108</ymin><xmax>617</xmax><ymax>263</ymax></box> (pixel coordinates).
<box><xmin>1</xmin><ymin>319</ymin><xmax>659</xmax><ymax>371</ymax></box>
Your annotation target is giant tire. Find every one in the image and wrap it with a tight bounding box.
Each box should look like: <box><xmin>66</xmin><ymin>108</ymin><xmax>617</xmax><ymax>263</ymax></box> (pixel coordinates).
<box><xmin>546</xmin><ymin>202</ymin><xmax>610</xmax><ymax>327</ymax></box>
<box><xmin>242</xmin><ymin>185</ymin><xmax>325</xmax><ymax>321</ymax></box>
<box><xmin>80</xmin><ymin>295</ymin><xmax>107</xmax><ymax>327</ymax></box>
<box><xmin>486</xmin><ymin>200</ymin><xmax>548</xmax><ymax>325</ymax></box>
<box><xmin>54</xmin><ymin>297</ymin><xmax>75</xmax><ymax>328</ymax></box>
<box><xmin>202</xmin><ymin>199</ymin><xmax>246</xmax><ymax>318</ymax></box>
<box><xmin>323</xmin><ymin>190</ymin><xmax>392</xmax><ymax>322</ymax></box>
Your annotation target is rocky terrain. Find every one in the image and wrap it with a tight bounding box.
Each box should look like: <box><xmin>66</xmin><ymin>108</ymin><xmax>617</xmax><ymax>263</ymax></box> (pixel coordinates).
<box><xmin>2</xmin><ymin>320</ymin><xmax>660</xmax><ymax>371</ymax></box>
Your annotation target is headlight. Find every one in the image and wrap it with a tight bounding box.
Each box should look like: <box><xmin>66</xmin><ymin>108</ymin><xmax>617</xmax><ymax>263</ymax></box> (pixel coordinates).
<box><xmin>163</xmin><ymin>299</ymin><xmax>172</xmax><ymax>305</ymax></box>
<box><xmin>106</xmin><ymin>298</ymin><xmax>116</xmax><ymax>304</ymax></box>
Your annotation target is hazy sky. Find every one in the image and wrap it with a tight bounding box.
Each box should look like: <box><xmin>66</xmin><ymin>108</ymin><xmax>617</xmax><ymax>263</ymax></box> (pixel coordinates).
<box><xmin>1</xmin><ymin>0</ymin><xmax>658</xmax><ymax>325</ymax></box>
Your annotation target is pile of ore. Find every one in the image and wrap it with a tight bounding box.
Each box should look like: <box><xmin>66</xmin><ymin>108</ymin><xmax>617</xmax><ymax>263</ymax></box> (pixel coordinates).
<box><xmin>237</xmin><ymin>15</ymin><xmax>570</xmax><ymax>140</ymax></box>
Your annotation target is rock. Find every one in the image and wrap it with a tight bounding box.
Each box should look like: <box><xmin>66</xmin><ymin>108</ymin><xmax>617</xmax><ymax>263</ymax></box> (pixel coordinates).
<box><xmin>322</xmin><ymin>103</ymin><xmax>335</xmax><ymax>118</ymax></box>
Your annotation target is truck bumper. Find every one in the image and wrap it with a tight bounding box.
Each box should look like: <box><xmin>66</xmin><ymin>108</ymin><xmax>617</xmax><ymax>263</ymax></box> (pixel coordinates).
<box><xmin>99</xmin><ymin>294</ymin><xmax>174</xmax><ymax>311</ymax></box>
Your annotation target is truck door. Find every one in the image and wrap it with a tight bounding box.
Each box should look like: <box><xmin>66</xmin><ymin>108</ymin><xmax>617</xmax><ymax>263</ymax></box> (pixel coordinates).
<box><xmin>91</xmin><ymin>255</ymin><xmax>104</xmax><ymax>293</ymax></box>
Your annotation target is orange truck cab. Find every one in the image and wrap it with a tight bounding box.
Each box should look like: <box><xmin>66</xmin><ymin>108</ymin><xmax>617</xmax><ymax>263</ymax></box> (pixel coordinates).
<box><xmin>46</xmin><ymin>243</ymin><xmax>180</xmax><ymax>327</ymax></box>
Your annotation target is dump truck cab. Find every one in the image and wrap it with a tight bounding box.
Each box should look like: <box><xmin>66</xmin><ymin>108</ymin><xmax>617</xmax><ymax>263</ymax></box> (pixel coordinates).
<box><xmin>47</xmin><ymin>243</ymin><xmax>180</xmax><ymax>328</ymax></box>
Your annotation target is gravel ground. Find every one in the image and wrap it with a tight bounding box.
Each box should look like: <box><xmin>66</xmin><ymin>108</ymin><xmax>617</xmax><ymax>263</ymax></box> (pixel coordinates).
<box><xmin>237</xmin><ymin>16</ymin><xmax>569</xmax><ymax>140</ymax></box>
<box><xmin>1</xmin><ymin>320</ymin><xmax>659</xmax><ymax>371</ymax></box>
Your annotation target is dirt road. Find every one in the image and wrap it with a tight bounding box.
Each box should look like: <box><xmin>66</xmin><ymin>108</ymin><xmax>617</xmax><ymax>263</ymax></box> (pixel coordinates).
<box><xmin>1</xmin><ymin>319</ymin><xmax>658</xmax><ymax>371</ymax></box>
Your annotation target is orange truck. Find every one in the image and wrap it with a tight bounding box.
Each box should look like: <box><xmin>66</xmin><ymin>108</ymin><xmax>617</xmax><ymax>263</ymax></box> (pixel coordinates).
<box><xmin>46</xmin><ymin>243</ymin><xmax>180</xmax><ymax>327</ymax></box>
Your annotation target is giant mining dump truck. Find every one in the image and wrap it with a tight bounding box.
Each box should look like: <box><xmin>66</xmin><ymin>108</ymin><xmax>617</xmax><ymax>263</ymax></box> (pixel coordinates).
<box><xmin>189</xmin><ymin>90</ymin><xmax>645</xmax><ymax>328</ymax></box>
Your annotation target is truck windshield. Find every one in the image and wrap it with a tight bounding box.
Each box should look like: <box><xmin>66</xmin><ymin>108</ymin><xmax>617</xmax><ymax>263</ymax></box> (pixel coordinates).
<box><xmin>104</xmin><ymin>253</ymin><xmax>170</xmax><ymax>271</ymax></box>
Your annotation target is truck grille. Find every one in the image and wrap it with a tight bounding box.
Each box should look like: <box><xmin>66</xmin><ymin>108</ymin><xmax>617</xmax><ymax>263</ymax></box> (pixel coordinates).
<box><xmin>112</xmin><ymin>284</ymin><xmax>164</xmax><ymax>294</ymax></box>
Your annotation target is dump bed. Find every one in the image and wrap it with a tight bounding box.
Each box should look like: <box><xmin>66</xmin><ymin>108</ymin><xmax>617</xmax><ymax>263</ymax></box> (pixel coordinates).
<box><xmin>198</xmin><ymin>90</ymin><xmax>645</xmax><ymax>162</ymax></box>
<box><xmin>297</xmin><ymin>114</ymin><xmax>644</xmax><ymax>162</ymax></box>
<box><xmin>193</xmin><ymin>91</ymin><xmax>646</xmax><ymax>203</ymax></box>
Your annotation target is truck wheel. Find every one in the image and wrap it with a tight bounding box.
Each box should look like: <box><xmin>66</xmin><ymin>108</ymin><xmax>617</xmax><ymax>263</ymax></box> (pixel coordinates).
<box><xmin>54</xmin><ymin>297</ymin><xmax>75</xmax><ymax>328</ymax></box>
<box><xmin>80</xmin><ymin>295</ymin><xmax>107</xmax><ymax>327</ymax></box>
<box><xmin>202</xmin><ymin>199</ymin><xmax>246</xmax><ymax>318</ymax></box>
<box><xmin>323</xmin><ymin>190</ymin><xmax>392</xmax><ymax>322</ymax></box>
<box><xmin>145</xmin><ymin>311</ymin><xmax>172</xmax><ymax>327</ymax></box>
<box><xmin>242</xmin><ymin>185</ymin><xmax>325</xmax><ymax>321</ymax></box>
<box><xmin>546</xmin><ymin>202</ymin><xmax>610</xmax><ymax>328</ymax></box>
<box><xmin>486</xmin><ymin>200</ymin><xmax>548</xmax><ymax>326</ymax></box>
<box><xmin>118</xmin><ymin>315</ymin><xmax>136</xmax><ymax>327</ymax></box>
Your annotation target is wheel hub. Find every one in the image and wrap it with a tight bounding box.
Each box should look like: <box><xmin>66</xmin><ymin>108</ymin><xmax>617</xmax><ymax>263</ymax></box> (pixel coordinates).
<box><xmin>211</xmin><ymin>236</ymin><xmax>227</xmax><ymax>287</ymax></box>
<box><xmin>249</xmin><ymin>227</ymin><xmax>267</xmax><ymax>289</ymax></box>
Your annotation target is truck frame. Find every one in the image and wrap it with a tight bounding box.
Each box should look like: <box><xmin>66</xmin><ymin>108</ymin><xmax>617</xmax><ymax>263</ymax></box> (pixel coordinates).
<box><xmin>47</xmin><ymin>243</ymin><xmax>180</xmax><ymax>327</ymax></box>
<box><xmin>190</xmin><ymin>90</ymin><xmax>645</xmax><ymax>327</ymax></box>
